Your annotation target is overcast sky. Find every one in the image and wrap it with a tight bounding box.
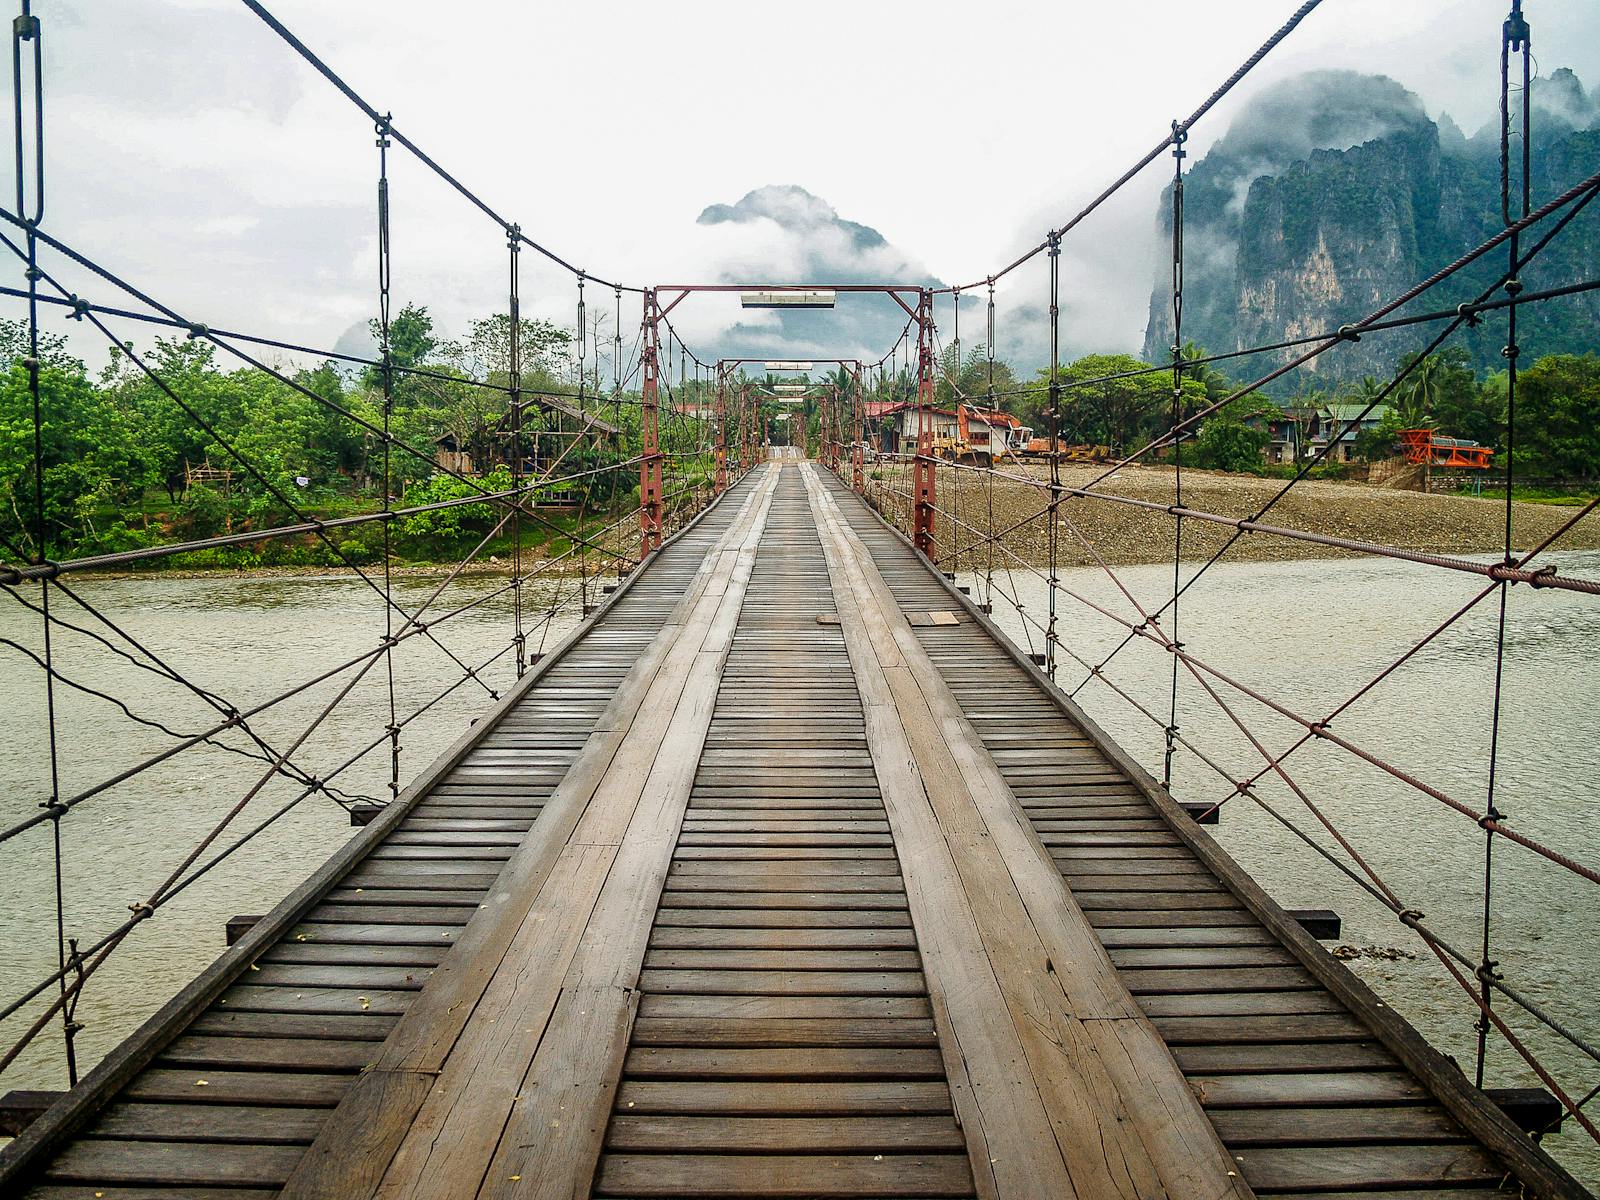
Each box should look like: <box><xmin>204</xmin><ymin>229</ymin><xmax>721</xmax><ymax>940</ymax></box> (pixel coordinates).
<box><xmin>18</xmin><ymin>0</ymin><xmax>1600</xmax><ymax>375</ymax></box>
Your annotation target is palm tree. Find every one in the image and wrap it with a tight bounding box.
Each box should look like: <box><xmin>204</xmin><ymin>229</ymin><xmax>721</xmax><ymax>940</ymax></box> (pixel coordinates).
<box><xmin>1393</xmin><ymin>356</ymin><xmax>1441</xmax><ymax>429</ymax></box>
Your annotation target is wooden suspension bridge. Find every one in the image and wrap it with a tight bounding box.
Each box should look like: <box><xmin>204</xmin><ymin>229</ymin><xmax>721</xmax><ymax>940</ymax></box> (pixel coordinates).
<box><xmin>0</xmin><ymin>459</ymin><xmax>1585</xmax><ymax>1199</ymax></box>
<box><xmin>4</xmin><ymin>3</ymin><xmax>1598</xmax><ymax>1194</ymax></box>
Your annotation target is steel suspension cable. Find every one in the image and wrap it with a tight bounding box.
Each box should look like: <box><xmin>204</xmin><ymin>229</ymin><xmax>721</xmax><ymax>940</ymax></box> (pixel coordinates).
<box><xmin>235</xmin><ymin>0</ymin><xmax>638</xmax><ymax>293</ymax></box>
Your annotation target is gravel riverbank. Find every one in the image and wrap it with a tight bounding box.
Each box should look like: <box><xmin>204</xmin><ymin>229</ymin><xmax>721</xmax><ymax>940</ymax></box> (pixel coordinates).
<box><xmin>895</xmin><ymin>463</ymin><xmax>1600</xmax><ymax>568</ymax></box>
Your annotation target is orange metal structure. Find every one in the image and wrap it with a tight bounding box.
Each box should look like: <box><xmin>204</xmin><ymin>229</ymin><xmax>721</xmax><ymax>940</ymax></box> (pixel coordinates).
<box><xmin>1398</xmin><ymin>428</ymin><xmax>1495</xmax><ymax>469</ymax></box>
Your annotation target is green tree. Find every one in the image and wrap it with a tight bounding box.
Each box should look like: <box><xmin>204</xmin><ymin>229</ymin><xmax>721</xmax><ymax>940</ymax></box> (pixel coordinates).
<box><xmin>1028</xmin><ymin>354</ymin><xmax>1206</xmax><ymax>453</ymax></box>
<box><xmin>467</xmin><ymin>314</ymin><xmax>575</xmax><ymax>392</ymax></box>
<box><xmin>1511</xmin><ymin>354</ymin><xmax>1600</xmax><ymax>480</ymax></box>
<box><xmin>362</xmin><ymin>302</ymin><xmax>438</xmax><ymax>397</ymax></box>
<box><xmin>1192</xmin><ymin>415</ymin><xmax>1269</xmax><ymax>472</ymax></box>
<box><xmin>1177</xmin><ymin>342</ymin><xmax>1235</xmax><ymax>403</ymax></box>
<box><xmin>933</xmin><ymin>343</ymin><xmax>1019</xmax><ymax>408</ymax></box>
<box><xmin>1424</xmin><ymin>349</ymin><xmax>1501</xmax><ymax>449</ymax></box>
<box><xmin>1</xmin><ymin>326</ymin><xmax>149</xmax><ymax>557</ymax></box>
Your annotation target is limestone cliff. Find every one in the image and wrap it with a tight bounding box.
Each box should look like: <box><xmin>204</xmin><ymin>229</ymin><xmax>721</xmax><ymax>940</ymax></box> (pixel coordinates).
<box><xmin>1142</xmin><ymin>69</ymin><xmax>1600</xmax><ymax>385</ymax></box>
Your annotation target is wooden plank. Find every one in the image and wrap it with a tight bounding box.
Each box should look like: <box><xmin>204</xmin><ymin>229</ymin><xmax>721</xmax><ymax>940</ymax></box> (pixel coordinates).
<box><xmin>653</xmin><ymin>906</ymin><xmax>910</xmax><ymax>927</ymax></box>
<box><xmin>1239</xmin><ymin>1144</ymin><xmax>1503</xmax><ymax>1191</ymax></box>
<box><xmin>1189</xmin><ymin>1071</ymin><xmax>1428</xmax><ymax>1108</ymax></box>
<box><xmin>614</xmin><ymin>1080</ymin><xmax>955</xmax><ymax>1115</ymax></box>
<box><xmin>647</xmin><ymin>926</ymin><xmax>916</xmax><ymax>949</ymax></box>
<box><xmin>622</xmin><ymin>1047</ymin><xmax>946</xmax><ymax>1079</ymax></box>
<box><xmin>43</xmin><ymin>1141</ymin><xmax>304</xmax><ymax>1188</ymax></box>
<box><xmin>604</xmin><ymin>1113</ymin><xmax>965</xmax><ymax>1152</ymax></box>
<box><xmin>1207</xmin><ymin>1104</ymin><xmax>1464</xmax><ymax>1146</ymax></box>
<box><xmin>157</xmin><ymin>1035</ymin><xmax>372</xmax><ymax>1073</ymax></box>
<box><xmin>636</xmin><ymin>994</ymin><xmax>932</xmax><ymax>1021</ymax></box>
<box><xmin>1172</xmin><ymin>1041</ymin><xmax>1394</xmax><ymax>1074</ymax></box>
<box><xmin>94</xmin><ymin>1102</ymin><xmax>326</xmax><ymax>1144</ymax></box>
<box><xmin>629</xmin><ymin>1017</ymin><xmax>937</xmax><ymax>1049</ymax></box>
<box><xmin>638</xmin><ymin>969</ymin><xmax>926</xmax><ymax>996</ymax></box>
<box><xmin>641</xmin><ymin>948</ymin><xmax>922</xmax><ymax>971</ymax></box>
<box><xmin>1151</xmin><ymin>1013</ymin><xmax>1367</xmax><ymax>1045</ymax></box>
<box><xmin>594</xmin><ymin>1152</ymin><xmax>974</xmax><ymax>1196</ymax></box>
<box><xmin>122</xmin><ymin>1070</ymin><xmax>347</xmax><ymax>1108</ymax></box>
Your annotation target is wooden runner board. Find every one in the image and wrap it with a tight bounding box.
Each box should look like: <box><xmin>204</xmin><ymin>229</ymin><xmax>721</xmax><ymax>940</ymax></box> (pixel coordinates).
<box><xmin>799</xmin><ymin>464</ymin><xmax>1250</xmax><ymax>1200</ymax></box>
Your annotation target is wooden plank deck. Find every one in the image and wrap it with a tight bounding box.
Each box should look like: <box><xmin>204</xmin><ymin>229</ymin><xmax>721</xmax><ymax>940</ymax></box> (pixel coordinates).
<box><xmin>1</xmin><ymin>461</ymin><xmax>1586</xmax><ymax>1200</ymax></box>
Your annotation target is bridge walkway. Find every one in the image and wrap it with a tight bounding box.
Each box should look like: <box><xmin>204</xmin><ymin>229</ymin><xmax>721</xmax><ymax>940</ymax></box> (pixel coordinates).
<box><xmin>2</xmin><ymin>461</ymin><xmax>1581</xmax><ymax>1199</ymax></box>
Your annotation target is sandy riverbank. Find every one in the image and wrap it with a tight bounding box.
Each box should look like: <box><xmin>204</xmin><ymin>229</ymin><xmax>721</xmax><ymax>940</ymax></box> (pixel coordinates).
<box><xmin>69</xmin><ymin>556</ymin><xmax>634</xmax><ymax>583</ymax></box>
<box><xmin>906</xmin><ymin>463</ymin><xmax>1600</xmax><ymax>568</ymax></box>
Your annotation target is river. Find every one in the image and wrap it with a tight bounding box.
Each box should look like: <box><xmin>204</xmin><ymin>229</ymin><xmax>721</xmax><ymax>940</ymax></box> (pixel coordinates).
<box><xmin>1</xmin><ymin>553</ymin><xmax>1596</xmax><ymax>1184</ymax></box>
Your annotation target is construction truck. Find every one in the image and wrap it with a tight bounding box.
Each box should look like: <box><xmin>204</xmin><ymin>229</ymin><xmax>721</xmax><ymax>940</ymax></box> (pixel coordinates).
<box><xmin>1014</xmin><ymin>437</ymin><xmax>1112</xmax><ymax>463</ymax></box>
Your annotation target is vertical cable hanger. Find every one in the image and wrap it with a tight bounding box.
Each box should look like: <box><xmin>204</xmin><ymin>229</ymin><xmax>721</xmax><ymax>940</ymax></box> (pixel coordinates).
<box><xmin>1046</xmin><ymin>231</ymin><xmax>1062</xmax><ymax>679</ymax></box>
<box><xmin>611</xmin><ymin>285</ymin><xmax>622</xmax><ymax>393</ymax></box>
<box><xmin>13</xmin><ymin>0</ymin><xmax>78</xmax><ymax>1085</ymax></box>
<box><xmin>507</xmin><ymin>222</ymin><xmax>526</xmax><ymax>678</ymax></box>
<box><xmin>374</xmin><ymin>112</ymin><xmax>402</xmax><ymax>801</ymax></box>
<box><xmin>1163</xmin><ymin>120</ymin><xmax>1188</xmax><ymax>791</ymax></box>
<box><xmin>985</xmin><ymin>278</ymin><xmax>997</xmax><ymax>616</ymax></box>
<box><xmin>1477</xmin><ymin>0</ymin><xmax>1531</xmax><ymax>1089</ymax></box>
<box><xmin>576</xmin><ymin>274</ymin><xmax>588</xmax><ymax>395</ymax></box>
<box><xmin>951</xmin><ymin>288</ymin><xmax>961</xmax><ymax>578</ymax></box>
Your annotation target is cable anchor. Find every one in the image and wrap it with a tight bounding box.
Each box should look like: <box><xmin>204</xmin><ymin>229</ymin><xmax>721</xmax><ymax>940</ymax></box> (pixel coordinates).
<box><xmin>1503</xmin><ymin>1</ymin><xmax>1529</xmax><ymax>51</ymax></box>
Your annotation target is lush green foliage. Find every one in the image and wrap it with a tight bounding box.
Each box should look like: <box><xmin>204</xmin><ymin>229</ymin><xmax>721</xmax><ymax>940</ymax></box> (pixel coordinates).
<box><xmin>1192</xmin><ymin>415</ymin><xmax>1269</xmax><ymax>473</ymax></box>
<box><xmin>1510</xmin><ymin>354</ymin><xmax>1600</xmax><ymax>481</ymax></box>
<box><xmin>0</xmin><ymin>305</ymin><xmax>642</xmax><ymax>567</ymax></box>
<box><xmin>1043</xmin><ymin>354</ymin><xmax>1208</xmax><ymax>452</ymax></box>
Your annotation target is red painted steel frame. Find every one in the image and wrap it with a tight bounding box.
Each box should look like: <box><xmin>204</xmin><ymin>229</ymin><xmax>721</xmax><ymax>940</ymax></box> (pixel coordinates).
<box><xmin>714</xmin><ymin>364</ymin><xmax>729</xmax><ymax>493</ymax></box>
<box><xmin>639</xmin><ymin>290</ymin><xmax>664</xmax><ymax>556</ymax></box>
<box><xmin>852</xmin><ymin>363</ymin><xmax>865</xmax><ymax>492</ymax></box>
<box><xmin>912</xmin><ymin>289</ymin><xmax>936</xmax><ymax>556</ymax></box>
